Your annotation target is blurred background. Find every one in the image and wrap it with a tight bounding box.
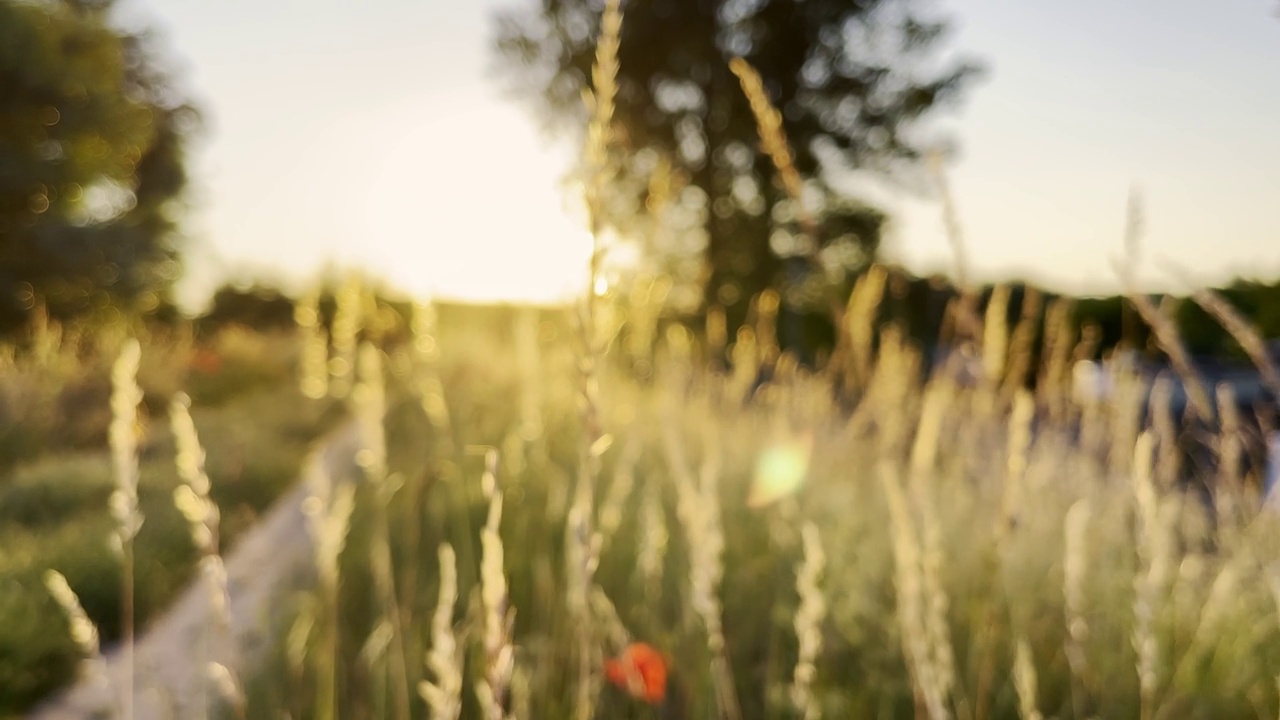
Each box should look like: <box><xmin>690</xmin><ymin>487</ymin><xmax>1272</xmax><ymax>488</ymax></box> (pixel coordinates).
<box><xmin>5</xmin><ymin>1</ymin><xmax>1280</xmax><ymax>717</ymax></box>
<box><xmin>3</xmin><ymin>0</ymin><xmax>1279</xmax><ymax>334</ymax></box>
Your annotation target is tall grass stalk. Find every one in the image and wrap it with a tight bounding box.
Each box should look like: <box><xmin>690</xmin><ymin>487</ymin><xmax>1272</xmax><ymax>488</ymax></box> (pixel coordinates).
<box><xmin>420</xmin><ymin>544</ymin><xmax>463</xmax><ymax>720</ymax></box>
<box><xmin>329</xmin><ymin>273</ymin><xmax>363</xmax><ymax>399</ymax></box>
<box><xmin>109</xmin><ymin>338</ymin><xmax>143</xmax><ymax>720</ymax></box>
<box><xmin>663</xmin><ymin>421</ymin><xmax>742</xmax><ymax>720</ymax></box>
<box><xmin>1188</xmin><ymin>285</ymin><xmax>1280</xmax><ymax>399</ymax></box>
<box><xmin>882</xmin><ymin>460</ymin><xmax>951</xmax><ymax>720</ymax></box>
<box><xmin>304</xmin><ymin>461</ymin><xmax>357</xmax><ymax>720</ymax></box>
<box><xmin>928</xmin><ymin>153</ymin><xmax>980</xmax><ymax>341</ymax></box>
<box><xmin>476</xmin><ymin>458</ymin><xmax>515</xmax><ymax>720</ymax></box>
<box><xmin>296</xmin><ymin>284</ymin><xmax>330</xmax><ymax>400</ymax></box>
<box><xmin>1130</xmin><ymin>431</ymin><xmax>1172</xmax><ymax>720</ymax></box>
<box><xmin>790</xmin><ymin>522</ymin><xmax>827</xmax><ymax>720</ymax></box>
<box><xmin>727</xmin><ymin>57</ymin><xmax>808</xmax><ymax>230</ymax></box>
<box><xmin>1012</xmin><ymin>638</ymin><xmax>1043</xmax><ymax>720</ymax></box>
<box><xmin>1117</xmin><ymin>191</ymin><xmax>1212</xmax><ymax>420</ymax></box>
<box><xmin>1063</xmin><ymin>499</ymin><xmax>1091</xmax><ymax>715</ymax></box>
<box><xmin>355</xmin><ymin>341</ymin><xmax>412</xmax><ymax>720</ymax></box>
<box><xmin>572</xmin><ymin>0</ymin><xmax>623</xmax><ymax>716</ymax></box>
<box><xmin>171</xmin><ymin>393</ymin><xmax>244</xmax><ymax>719</ymax></box>
<box><xmin>44</xmin><ymin>570</ymin><xmax>110</xmax><ymax>710</ymax></box>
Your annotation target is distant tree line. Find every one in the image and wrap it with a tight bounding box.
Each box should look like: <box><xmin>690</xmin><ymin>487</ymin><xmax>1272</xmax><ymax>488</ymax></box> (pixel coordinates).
<box><xmin>191</xmin><ymin>273</ymin><xmax>1280</xmax><ymax>372</ymax></box>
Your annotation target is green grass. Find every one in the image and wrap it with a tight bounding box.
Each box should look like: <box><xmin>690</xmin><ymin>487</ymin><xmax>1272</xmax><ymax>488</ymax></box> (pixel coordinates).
<box><xmin>11</xmin><ymin>300</ymin><xmax>1280</xmax><ymax>720</ymax></box>
<box><xmin>227</xmin><ymin>301</ymin><xmax>1280</xmax><ymax>720</ymax></box>
<box><xmin>0</xmin><ymin>326</ymin><xmax>341</xmax><ymax>716</ymax></box>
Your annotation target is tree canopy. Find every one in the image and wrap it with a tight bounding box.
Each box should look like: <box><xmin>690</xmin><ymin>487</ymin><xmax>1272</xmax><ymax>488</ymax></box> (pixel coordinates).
<box><xmin>0</xmin><ymin>0</ymin><xmax>197</xmax><ymax>334</ymax></box>
<box><xmin>495</xmin><ymin>0</ymin><xmax>979</xmax><ymax>351</ymax></box>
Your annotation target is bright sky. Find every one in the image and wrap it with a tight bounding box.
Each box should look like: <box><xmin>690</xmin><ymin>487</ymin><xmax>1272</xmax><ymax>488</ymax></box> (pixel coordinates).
<box><xmin>127</xmin><ymin>0</ymin><xmax>1280</xmax><ymax>308</ymax></box>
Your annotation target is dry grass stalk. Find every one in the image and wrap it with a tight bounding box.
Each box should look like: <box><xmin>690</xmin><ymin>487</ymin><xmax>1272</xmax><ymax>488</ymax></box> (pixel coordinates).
<box><xmin>637</xmin><ymin>480</ymin><xmax>669</xmax><ymax>602</ymax></box>
<box><xmin>573</xmin><ymin>2</ymin><xmax>622</xmax><ymax>713</ymax></box>
<box><xmin>171</xmin><ymin>393</ymin><xmax>245</xmax><ymax>718</ymax></box>
<box><xmin>510</xmin><ymin>665</ymin><xmax>532</xmax><ymax>720</ymax></box>
<box><xmin>565</xmin><ymin>437</ymin><xmax>605</xmax><ymax>718</ymax></box>
<box><xmin>206</xmin><ymin>663</ymin><xmax>243</xmax><ymax>716</ymax></box>
<box><xmin>1115</xmin><ymin>192</ymin><xmax>1212</xmax><ymax>421</ymax></box>
<box><xmin>589</xmin><ymin>585</ymin><xmax>635</xmax><ymax>654</ymax></box>
<box><xmin>1002</xmin><ymin>288</ymin><xmax>1043</xmax><ymax>399</ymax></box>
<box><xmin>1038</xmin><ymin>299</ymin><xmax>1076</xmax><ymax>420</ymax></box>
<box><xmin>304</xmin><ymin>462</ymin><xmax>356</xmax><ymax>720</ymax></box>
<box><xmin>983</xmin><ymin>285</ymin><xmax>1011</xmax><ymax>386</ymax></box>
<box><xmin>598</xmin><ymin>435</ymin><xmax>640</xmax><ymax>550</ymax></box>
<box><xmin>171</xmin><ymin>396</ymin><xmax>219</xmax><ymax>556</ymax></box>
<box><xmin>329</xmin><ymin>273</ymin><xmax>363</xmax><ymax>399</ymax></box>
<box><xmin>790</xmin><ymin>522</ymin><xmax>827</xmax><ymax>720</ymax></box>
<box><xmin>411</xmin><ymin>299</ymin><xmax>451</xmax><ymax>427</ymax></box>
<box><xmin>1214</xmin><ymin>384</ymin><xmax>1245</xmax><ymax>528</ymax></box>
<box><xmin>477</xmin><ymin>481</ymin><xmax>516</xmax><ymax>720</ymax></box>
<box><xmin>727</xmin><ymin>57</ymin><xmax>807</xmax><ymax>225</ymax></box>
<box><xmin>109</xmin><ymin>337</ymin><xmax>143</xmax><ymax>720</ymax></box>
<box><xmin>584</xmin><ymin>0</ymin><xmax>621</xmax><ymax>195</ymax></box>
<box><xmin>845</xmin><ymin>265</ymin><xmax>887</xmax><ymax>391</ymax></box>
<box><xmin>296</xmin><ymin>284</ymin><xmax>329</xmax><ymax>400</ymax></box>
<box><xmin>705</xmin><ymin>303</ymin><xmax>728</xmax><ymax>363</ymax></box>
<box><xmin>881</xmin><ymin>462</ymin><xmax>951</xmax><ymax>720</ymax></box>
<box><xmin>727</xmin><ymin>55</ymin><xmax>854</xmax><ymax>337</ymax></box>
<box><xmin>1108</xmin><ymin>364</ymin><xmax>1149</xmax><ymax>479</ymax></box>
<box><xmin>44</xmin><ymin>570</ymin><xmax>111</xmax><ymax>704</ymax></box>
<box><xmin>1189</xmin><ymin>286</ymin><xmax>1280</xmax><ymax>399</ymax></box>
<box><xmin>1130</xmin><ymin>431</ymin><xmax>1173</xmax><ymax>720</ymax></box>
<box><xmin>1130</xmin><ymin>290</ymin><xmax>1213</xmax><ymax>420</ymax></box>
<box><xmin>355</xmin><ymin>342</ymin><xmax>412</xmax><ymax>720</ymax></box>
<box><xmin>755</xmin><ymin>289</ymin><xmax>782</xmax><ymax>367</ymax></box>
<box><xmin>663</xmin><ymin>421</ymin><xmax>741</xmax><ymax>720</ymax></box>
<box><xmin>917</xmin><ymin>495</ymin><xmax>956</xmax><ymax>719</ymax></box>
<box><xmin>420</xmin><ymin>544</ymin><xmax>463</xmax><ymax>720</ymax></box>
<box><xmin>903</xmin><ymin>398</ymin><xmax>956</xmax><ymax>711</ymax></box>
<box><xmin>355</xmin><ymin>342</ymin><xmax>389</xmax><ymax>485</ymax></box>
<box><xmin>1172</xmin><ymin>559</ymin><xmax>1240</xmax><ymax>688</ymax></box>
<box><xmin>910</xmin><ymin>379</ymin><xmax>953</xmax><ymax>481</ymax></box>
<box><xmin>928</xmin><ymin>153</ymin><xmax>980</xmax><ymax>342</ymax></box>
<box><xmin>1063</xmin><ymin>499</ymin><xmax>1091</xmax><ymax>709</ymax></box>
<box><xmin>728</xmin><ymin>326</ymin><xmax>760</xmax><ymax>400</ymax></box>
<box><xmin>1012</xmin><ymin>638</ymin><xmax>1044</xmax><ymax>720</ymax></box>
<box><xmin>1002</xmin><ymin>391</ymin><xmax>1036</xmax><ymax>530</ymax></box>
<box><xmin>1149</xmin><ymin>376</ymin><xmax>1182</xmax><ymax>489</ymax></box>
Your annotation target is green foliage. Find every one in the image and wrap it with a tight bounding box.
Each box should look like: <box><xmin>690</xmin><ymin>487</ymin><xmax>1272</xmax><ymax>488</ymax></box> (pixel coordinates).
<box><xmin>0</xmin><ymin>329</ymin><xmax>337</xmax><ymax>715</ymax></box>
<box><xmin>494</xmin><ymin>0</ymin><xmax>978</xmax><ymax>346</ymax></box>
<box><xmin>0</xmin><ymin>0</ymin><xmax>197</xmax><ymax>334</ymax></box>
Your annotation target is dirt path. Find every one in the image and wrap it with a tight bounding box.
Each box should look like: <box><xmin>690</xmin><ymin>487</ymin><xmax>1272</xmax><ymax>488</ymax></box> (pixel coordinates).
<box><xmin>28</xmin><ymin>421</ymin><xmax>362</xmax><ymax>720</ymax></box>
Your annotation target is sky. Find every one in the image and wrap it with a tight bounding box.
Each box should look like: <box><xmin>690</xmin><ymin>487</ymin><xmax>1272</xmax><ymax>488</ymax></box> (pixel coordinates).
<box><xmin>123</xmin><ymin>0</ymin><xmax>1280</xmax><ymax>308</ymax></box>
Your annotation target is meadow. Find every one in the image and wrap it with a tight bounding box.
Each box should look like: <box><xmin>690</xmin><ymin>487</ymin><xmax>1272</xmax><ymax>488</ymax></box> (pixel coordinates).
<box><xmin>3</xmin><ymin>269</ymin><xmax>1278</xmax><ymax>720</ymax></box>
<box><xmin>8</xmin><ymin>3</ymin><xmax>1280</xmax><ymax>718</ymax></box>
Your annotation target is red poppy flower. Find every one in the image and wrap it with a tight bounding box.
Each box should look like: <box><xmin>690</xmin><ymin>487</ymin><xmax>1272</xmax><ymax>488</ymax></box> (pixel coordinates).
<box><xmin>604</xmin><ymin>642</ymin><xmax>668</xmax><ymax>704</ymax></box>
<box><xmin>189</xmin><ymin>347</ymin><xmax>223</xmax><ymax>375</ymax></box>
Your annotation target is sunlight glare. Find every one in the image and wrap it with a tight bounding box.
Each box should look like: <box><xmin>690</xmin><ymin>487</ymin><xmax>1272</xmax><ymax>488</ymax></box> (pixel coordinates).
<box><xmin>361</xmin><ymin>99</ymin><xmax>592</xmax><ymax>304</ymax></box>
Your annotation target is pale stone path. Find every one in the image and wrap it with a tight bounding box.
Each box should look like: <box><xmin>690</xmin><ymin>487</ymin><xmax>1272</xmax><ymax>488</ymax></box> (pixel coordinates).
<box><xmin>28</xmin><ymin>421</ymin><xmax>362</xmax><ymax>720</ymax></box>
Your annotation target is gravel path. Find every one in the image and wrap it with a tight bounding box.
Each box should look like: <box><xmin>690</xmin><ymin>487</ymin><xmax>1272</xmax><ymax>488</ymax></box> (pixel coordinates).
<box><xmin>28</xmin><ymin>421</ymin><xmax>362</xmax><ymax>720</ymax></box>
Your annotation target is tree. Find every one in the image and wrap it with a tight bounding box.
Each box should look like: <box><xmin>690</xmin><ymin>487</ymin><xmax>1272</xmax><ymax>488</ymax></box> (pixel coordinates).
<box><xmin>495</xmin><ymin>0</ymin><xmax>979</xmax><ymax>353</ymax></box>
<box><xmin>0</xmin><ymin>0</ymin><xmax>197</xmax><ymax>334</ymax></box>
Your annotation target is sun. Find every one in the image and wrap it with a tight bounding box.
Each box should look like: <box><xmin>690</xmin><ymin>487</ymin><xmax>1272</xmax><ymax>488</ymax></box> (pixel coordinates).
<box><xmin>360</xmin><ymin>96</ymin><xmax>593</xmax><ymax>304</ymax></box>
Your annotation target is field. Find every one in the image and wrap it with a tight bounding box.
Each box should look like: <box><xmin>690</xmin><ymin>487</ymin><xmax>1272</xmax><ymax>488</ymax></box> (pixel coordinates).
<box><xmin>4</xmin><ymin>5</ymin><xmax>1279</xmax><ymax>719</ymax></box>
<box><xmin>0</xmin><ymin>319</ymin><xmax>342</xmax><ymax>715</ymax></box>
<box><xmin>3</xmin><ymin>281</ymin><xmax>1280</xmax><ymax>720</ymax></box>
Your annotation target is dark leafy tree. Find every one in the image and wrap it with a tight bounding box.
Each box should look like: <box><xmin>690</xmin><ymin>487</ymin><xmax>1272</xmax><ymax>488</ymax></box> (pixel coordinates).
<box><xmin>0</xmin><ymin>0</ymin><xmax>198</xmax><ymax>334</ymax></box>
<box><xmin>495</xmin><ymin>0</ymin><xmax>979</xmax><ymax>353</ymax></box>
